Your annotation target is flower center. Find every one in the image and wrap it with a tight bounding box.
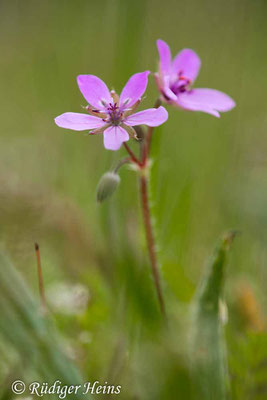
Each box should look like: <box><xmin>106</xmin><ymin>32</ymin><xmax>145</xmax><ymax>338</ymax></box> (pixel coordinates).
<box><xmin>106</xmin><ymin>102</ymin><xmax>123</xmax><ymax>126</ymax></box>
<box><xmin>170</xmin><ymin>72</ymin><xmax>192</xmax><ymax>96</ymax></box>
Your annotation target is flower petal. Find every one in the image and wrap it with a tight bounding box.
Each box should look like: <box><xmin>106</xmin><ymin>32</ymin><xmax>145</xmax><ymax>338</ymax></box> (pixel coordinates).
<box><xmin>157</xmin><ymin>39</ymin><xmax>172</xmax><ymax>75</ymax></box>
<box><xmin>124</xmin><ymin>106</ymin><xmax>168</xmax><ymax>127</ymax></box>
<box><xmin>119</xmin><ymin>71</ymin><xmax>150</xmax><ymax>109</ymax></box>
<box><xmin>77</xmin><ymin>75</ymin><xmax>112</xmax><ymax>109</ymax></box>
<box><xmin>54</xmin><ymin>112</ymin><xmax>106</xmax><ymax>130</ymax></box>
<box><xmin>103</xmin><ymin>126</ymin><xmax>129</xmax><ymax>151</ymax></box>
<box><xmin>162</xmin><ymin>84</ymin><xmax>178</xmax><ymax>101</ymax></box>
<box><xmin>175</xmin><ymin>94</ymin><xmax>220</xmax><ymax>117</ymax></box>
<box><xmin>176</xmin><ymin>88</ymin><xmax>235</xmax><ymax>117</ymax></box>
<box><xmin>172</xmin><ymin>49</ymin><xmax>201</xmax><ymax>83</ymax></box>
<box><xmin>183</xmin><ymin>88</ymin><xmax>236</xmax><ymax>111</ymax></box>
<box><xmin>154</xmin><ymin>73</ymin><xmax>177</xmax><ymax>101</ymax></box>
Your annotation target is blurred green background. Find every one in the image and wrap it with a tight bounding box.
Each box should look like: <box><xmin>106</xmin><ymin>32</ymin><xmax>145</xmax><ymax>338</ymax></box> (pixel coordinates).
<box><xmin>0</xmin><ymin>0</ymin><xmax>267</xmax><ymax>399</ymax></box>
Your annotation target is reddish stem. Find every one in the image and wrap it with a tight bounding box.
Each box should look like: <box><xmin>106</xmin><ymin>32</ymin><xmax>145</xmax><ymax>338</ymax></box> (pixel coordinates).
<box><xmin>123</xmin><ymin>100</ymin><xmax>166</xmax><ymax>318</ymax></box>
<box><xmin>141</xmin><ymin>98</ymin><xmax>162</xmax><ymax>165</ymax></box>
<box><xmin>140</xmin><ymin>174</ymin><xmax>166</xmax><ymax>318</ymax></box>
<box><xmin>123</xmin><ymin>142</ymin><xmax>141</xmax><ymax>166</ymax></box>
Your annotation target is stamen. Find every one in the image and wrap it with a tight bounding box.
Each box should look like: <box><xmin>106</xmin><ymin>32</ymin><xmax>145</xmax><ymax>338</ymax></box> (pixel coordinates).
<box><xmin>110</xmin><ymin>90</ymin><xmax>120</xmax><ymax>104</ymax></box>
<box><xmin>170</xmin><ymin>73</ymin><xmax>192</xmax><ymax>96</ymax></box>
<box><xmin>179</xmin><ymin>76</ymin><xmax>192</xmax><ymax>85</ymax></box>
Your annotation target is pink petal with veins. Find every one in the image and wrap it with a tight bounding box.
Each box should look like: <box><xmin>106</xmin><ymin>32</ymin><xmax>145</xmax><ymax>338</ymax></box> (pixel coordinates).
<box><xmin>77</xmin><ymin>75</ymin><xmax>112</xmax><ymax>109</ymax></box>
<box><xmin>184</xmin><ymin>88</ymin><xmax>236</xmax><ymax>111</ymax></box>
<box><xmin>124</xmin><ymin>106</ymin><xmax>168</xmax><ymax>127</ymax></box>
<box><xmin>119</xmin><ymin>71</ymin><xmax>150</xmax><ymax>109</ymax></box>
<box><xmin>103</xmin><ymin>126</ymin><xmax>129</xmax><ymax>151</ymax></box>
<box><xmin>176</xmin><ymin>88</ymin><xmax>235</xmax><ymax>117</ymax></box>
<box><xmin>55</xmin><ymin>112</ymin><xmax>106</xmax><ymax>130</ymax></box>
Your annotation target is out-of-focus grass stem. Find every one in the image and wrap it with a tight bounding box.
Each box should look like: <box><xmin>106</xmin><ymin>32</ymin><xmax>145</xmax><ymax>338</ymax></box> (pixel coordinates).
<box><xmin>35</xmin><ymin>242</ymin><xmax>47</xmax><ymax>314</ymax></box>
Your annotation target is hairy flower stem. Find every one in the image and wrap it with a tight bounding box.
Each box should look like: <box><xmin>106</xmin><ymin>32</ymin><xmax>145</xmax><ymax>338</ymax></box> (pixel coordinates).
<box><xmin>123</xmin><ymin>99</ymin><xmax>166</xmax><ymax>319</ymax></box>
<box><xmin>140</xmin><ymin>173</ymin><xmax>166</xmax><ymax>318</ymax></box>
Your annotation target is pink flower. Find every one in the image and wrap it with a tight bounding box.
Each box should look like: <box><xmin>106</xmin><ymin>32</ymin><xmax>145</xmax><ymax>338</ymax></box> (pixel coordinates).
<box><xmin>155</xmin><ymin>40</ymin><xmax>235</xmax><ymax>117</ymax></box>
<box><xmin>55</xmin><ymin>71</ymin><xmax>168</xmax><ymax>151</ymax></box>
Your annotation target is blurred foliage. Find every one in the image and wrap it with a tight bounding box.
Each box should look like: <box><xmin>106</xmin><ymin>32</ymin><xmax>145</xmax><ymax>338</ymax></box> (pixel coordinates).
<box><xmin>0</xmin><ymin>0</ymin><xmax>267</xmax><ymax>399</ymax></box>
<box><xmin>190</xmin><ymin>232</ymin><xmax>236</xmax><ymax>400</ymax></box>
<box><xmin>0</xmin><ymin>252</ymin><xmax>87</xmax><ymax>399</ymax></box>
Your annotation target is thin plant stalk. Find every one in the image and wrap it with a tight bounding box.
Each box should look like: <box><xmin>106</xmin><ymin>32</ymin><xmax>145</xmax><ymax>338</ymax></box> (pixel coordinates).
<box><xmin>114</xmin><ymin>157</ymin><xmax>131</xmax><ymax>173</ymax></box>
<box><xmin>122</xmin><ymin>99</ymin><xmax>166</xmax><ymax>318</ymax></box>
<box><xmin>35</xmin><ymin>242</ymin><xmax>47</xmax><ymax>314</ymax></box>
<box><xmin>140</xmin><ymin>173</ymin><xmax>166</xmax><ymax>318</ymax></box>
<box><xmin>123</xmin><ymin>142</ymin><xmax>141</xmax><ymax>166</ymax></box>
<box><xmin>142</xmin><ymin>98</ymin><xmax>162</xmax><ymax>164</ymax></box>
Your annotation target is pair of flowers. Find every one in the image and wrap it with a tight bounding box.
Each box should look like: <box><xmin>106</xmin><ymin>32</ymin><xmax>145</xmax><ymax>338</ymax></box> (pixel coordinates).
<box><xmin>55</xmin><ymin>40</ymin><xmax>235</xmax><ymax>151</ymax></box>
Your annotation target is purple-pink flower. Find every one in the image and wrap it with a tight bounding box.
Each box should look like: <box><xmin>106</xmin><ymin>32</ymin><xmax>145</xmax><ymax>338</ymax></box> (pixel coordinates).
<box><xmin>155</xmin><ymin>39</ymin><xmax>235</xmax><ymax>117</ymax></box>
<box><xmin>55</xmin><ymin>71</ymin><xmax>168</xmax><ymax>151</ymax></box>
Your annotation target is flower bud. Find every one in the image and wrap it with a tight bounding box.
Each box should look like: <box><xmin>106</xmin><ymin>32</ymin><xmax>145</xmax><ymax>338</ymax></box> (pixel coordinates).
<box><xmin>96</xmin><ymin>172</ymin><xmax>120</xmax><ymax>203</ymax></box>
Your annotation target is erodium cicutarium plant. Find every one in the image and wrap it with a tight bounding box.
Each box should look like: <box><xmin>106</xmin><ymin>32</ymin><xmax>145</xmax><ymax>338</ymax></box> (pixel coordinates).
<box><xmin>55</xmin><ymin>40</ymin><xmax>235</xmax><ymax>319</ymax></box>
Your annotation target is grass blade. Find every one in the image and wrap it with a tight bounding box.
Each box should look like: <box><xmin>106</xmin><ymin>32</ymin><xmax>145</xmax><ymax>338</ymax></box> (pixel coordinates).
<box><xmin>190</xmin><ymin>232</ymin><xmax>236</xmax><ymax>400</ymax></box>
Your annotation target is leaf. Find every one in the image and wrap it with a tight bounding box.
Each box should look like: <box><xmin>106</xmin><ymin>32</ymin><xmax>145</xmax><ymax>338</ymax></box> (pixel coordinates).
<box><xmin>189</xmin><ymin>231</ymin><xmax>236</xmax><ymax>400</ymax></box>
